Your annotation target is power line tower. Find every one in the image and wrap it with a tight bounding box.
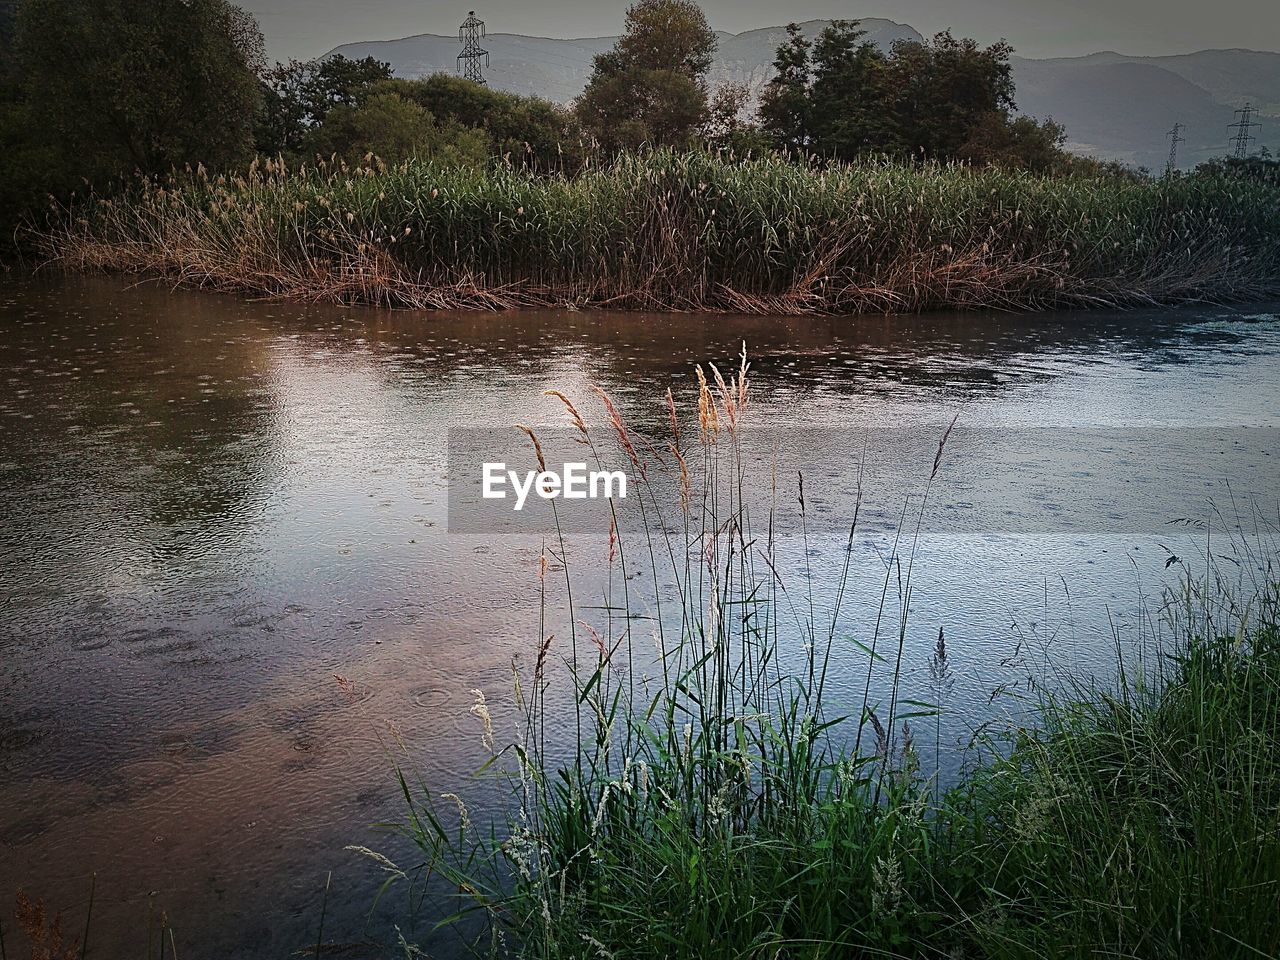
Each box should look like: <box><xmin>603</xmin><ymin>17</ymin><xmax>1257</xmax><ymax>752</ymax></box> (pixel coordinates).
<box><xmin>458</xmin><ymin>11</ymin><xmax>488</xmax><ymax>85</ymax></box>
<box><xmin>1165</xmin><ymin>122</ymin><xmax>1185</xmax><ymax>175</ymax></box>
<box><xmin>1228</xmin><ymin>102</ymin><xmax>1258</xmax><ymax>159</ymax></box>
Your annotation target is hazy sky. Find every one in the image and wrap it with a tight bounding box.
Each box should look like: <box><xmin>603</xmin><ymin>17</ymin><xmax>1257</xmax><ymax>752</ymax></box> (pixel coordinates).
<box><xmin>244</xmin><ymin>0</ymin><xmax>1279</xmax><ymax>63</ymax></box>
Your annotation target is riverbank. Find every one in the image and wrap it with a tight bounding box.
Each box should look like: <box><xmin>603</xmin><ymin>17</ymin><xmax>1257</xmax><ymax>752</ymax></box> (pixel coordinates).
<box><xmin>41</xmin><ymin>151</ymin><xmax>1280</xmax><ymax>314</ymax></box>
<box><xmin>406</xmin><ymin>617</ymin><xmax>1280</xmax><ymax>959</ymax></box>
<box><xmin>422</xmin><ymin>614</ymin><xmax>1280</xmax><ymax>960</ymax></box>
<box><xmin>375</xmin><ymin>364</ymin><xmax>1280</xmax><ymax>959</ymax></box>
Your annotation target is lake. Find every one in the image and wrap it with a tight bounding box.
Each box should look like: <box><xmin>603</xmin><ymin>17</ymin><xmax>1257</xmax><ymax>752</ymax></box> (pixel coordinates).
<box><xmin>1</xmin><ymin>274</ymin><xmax>1277</xmax><ymax>957</ymax></box>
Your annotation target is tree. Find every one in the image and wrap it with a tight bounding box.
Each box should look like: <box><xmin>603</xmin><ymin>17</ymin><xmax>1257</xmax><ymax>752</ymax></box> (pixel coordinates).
<box><xmin>1196</xmin><ymin>153</ymin><xmax>1280</xmax><ymax>187</ymax></box>
<box><xmin>306</xmin><ymin>92</ymin><xmax>436</xmax><ymax>163</ymax></box>
<box><xmin>758</xmin><ymin>23</ymin><xmax>1039</xmax><ymax>167</ymax></box>
<box><xmin>578</xmin><ymin>68</ymin><xmax>707</xmax><ymax>151</ymax></box>
<box><xmin>1</xmin><ymin>0</ymin><xmax>264</xmax><ymax>238</ymax></box>
<box><xmin>808</xmin><ymin>21</ymin><xmax>895</xmax><ymax>158</ymax></box>
<box><xmin>259</xmin><ymin>55</ymin><xmax>393</xmax><ymax>155</ymax></box>
<box><xmin>222</xmin><ymin>2</ymin><xmax>266</xmax><ymax>74</ymax></box>
<box><xmin>958</xmin><ymin>113</ymin><xmax>1068</xmax><ymax>172</ymax></box>
<box><xmin>304</xmin><ymin>91</ymin><xmax>489</xmax><ymax>166</ymax></box>
<box><xmin>888</xmin><ymin>32</ymin><xmax>1016</xmax><ymax>159</ymax></box>
<box><xmin>758</xmin><ymin>24</ymin><xmax>812</xmax><ymax>151</ymax></box>
<box><xmin>383</xmin><ymin>74</ymin><xmax>586</xmax><ymax>171</ymax></box>
<box><xmin>291</xmin><ymin>73</ymin><xmax>585</xmax><ymax>171</ymax></box>
<box><xmin>703</xmin><ymin>83</ymin><xmax>748</xmax><ymax>141</ymax></box>
<box><xmin>576</xmin><ymin>0</ymin><xmax>717</xmax><ymax>151</ymax></box>
<box><xmin>16</xmin><ymin>0</ymin><xmax>263</xmax><ymax>174</ymax></box>
<box><xmin>0</xmin><ymin>1</ymin><xmax>16</xmax><ymax>73</ymax></box>
<box><xmin>759</xmin><ymin>21</ymin><xmax>898</xmax><ymax>159</ymax></box>
<box><xmin>596</xmin><ymin>0</ymin><xmax>716</xmax><ymax>76</ymax></box>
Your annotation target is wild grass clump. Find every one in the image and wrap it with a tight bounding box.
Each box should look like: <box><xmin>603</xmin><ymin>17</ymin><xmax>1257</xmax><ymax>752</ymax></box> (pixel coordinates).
<box><xmin>952</xmin><ymin>618</ymin><xmax>1280</xmax><ymax>957</ymax></box>
<box><xmin>42</xmin><ymin>150</ymin><xmax>1280</xmax><ymax>313</ymax></box>
<box><xmin>365</xmin><ymin>353</ymin><xmax>1280</xmax><ymax>959</ymax></box>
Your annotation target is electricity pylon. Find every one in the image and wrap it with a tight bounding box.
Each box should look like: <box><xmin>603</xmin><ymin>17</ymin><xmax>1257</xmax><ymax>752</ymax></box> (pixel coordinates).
<box><xmin>1165</xmin><ymin>122</ymin><xmax>1185</xmax><ymax>175</ymax></box>
<box><xmin>458</xmin><ymin>11</ymin><xmax>489</xmax><ymax>85</ymax></box>
<box><xmin>1229</xmin><ymin>103</ymin><xmax>1258</xmax><ymax>159</ymax></box>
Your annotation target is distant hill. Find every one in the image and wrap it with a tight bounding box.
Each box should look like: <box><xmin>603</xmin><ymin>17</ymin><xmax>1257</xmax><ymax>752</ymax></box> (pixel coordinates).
<box><xmin>329</xmin><ymin>20</ymin><xmax>1279</xmax><ymax>170</ymax></box>
<box><xmin>1012</xmin><ymin>50</ymin><xmax>1280</xmax><ymax>168</ymax></box>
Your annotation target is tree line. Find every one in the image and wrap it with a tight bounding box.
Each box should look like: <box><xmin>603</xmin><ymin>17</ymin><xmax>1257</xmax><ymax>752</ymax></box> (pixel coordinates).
<box><xmin>2</xmin><ymin>0</ymin><xmax>1273</xmax><ymax>240</ymax></box>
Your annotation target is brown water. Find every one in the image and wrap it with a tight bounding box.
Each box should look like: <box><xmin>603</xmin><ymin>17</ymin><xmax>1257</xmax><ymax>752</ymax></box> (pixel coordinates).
<box><xmin>1</xmin><ymin>275</ymin><xmax>1278</xmax><ymax>958</ymax></box>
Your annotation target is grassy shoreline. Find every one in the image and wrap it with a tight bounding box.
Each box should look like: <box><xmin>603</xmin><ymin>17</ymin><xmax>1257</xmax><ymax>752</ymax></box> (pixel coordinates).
<box><xmin>41</xmin><ymin>151</ymin><xmax>1280</xmax><ymax>314</ymax></box>
<box><xmin>367</xmin><ymin>359</ymin><xmax>1280</xmax><ymax>959</ymax></box>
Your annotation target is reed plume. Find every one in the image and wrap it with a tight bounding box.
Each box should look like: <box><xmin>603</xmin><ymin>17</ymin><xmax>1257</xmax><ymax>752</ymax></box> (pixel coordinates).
<box><xmin>39</xmin><ymin>150</ymin><xmax>1280</xmax><ymax>314</ymax></box>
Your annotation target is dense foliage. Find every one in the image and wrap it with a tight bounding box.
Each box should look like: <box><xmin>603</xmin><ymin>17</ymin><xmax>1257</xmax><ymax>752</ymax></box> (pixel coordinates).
<box><xmin>253</xmin><ymin>63</ymin><xmax>581</xmax><ymax>171</ymax></box>
<box><xmin>257</xmin><ymin>54</ymin><xmax>395</xmax><ymax>155</ymax></box>
<box><xmin>760</xmin><ymin>21</ymin><xmax>1070</xmax><ymax>170</ymax></box>
<box><xmin>45</xmin><ymin>150</ymin><xmax>1280</xmax><ymax>312</ymax></box>
<box><xmin>0</xmin><ymin>0</ymin><xmax>263</xmax><ymax>237</ymax></box>
<box><xmin>576</xmin><ymin>0</ymin><xmax>718</xmax><ymax>151</ymax></box>
<box><xmin>1196</xmin><ymin>152</ymin><xmax>1280</xmax><ymax>187</ymax></box>
<box><xmin>261</xmin><ymin>64</ymin><xmax>585</xmax><ymax>170</ymax></box>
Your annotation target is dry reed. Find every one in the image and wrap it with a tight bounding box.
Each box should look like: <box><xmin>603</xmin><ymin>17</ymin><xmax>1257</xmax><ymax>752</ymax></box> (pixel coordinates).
<box><xmin>38</xmin><ymin>150</ymin><xmax>1280</xmax><ymax>314</ymax></box>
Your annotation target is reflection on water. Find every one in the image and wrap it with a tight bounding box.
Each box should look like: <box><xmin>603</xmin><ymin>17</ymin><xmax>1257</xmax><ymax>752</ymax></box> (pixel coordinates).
<box><xmin>1</xmin><ymin>275</ymin><xmax>1278</xmax><ymax>957</ymax></box>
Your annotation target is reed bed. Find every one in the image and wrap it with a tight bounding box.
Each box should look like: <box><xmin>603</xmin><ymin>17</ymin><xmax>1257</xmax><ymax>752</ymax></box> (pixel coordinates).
<box><xmin>42</xmin><ymin>151</ymin><xmax>1280</xmax><ymax>314</ymax></box>
<box><xmin>364</xmin><ymin>354</ymin><xmax>1280</xmax><ymax>959</ymax></box>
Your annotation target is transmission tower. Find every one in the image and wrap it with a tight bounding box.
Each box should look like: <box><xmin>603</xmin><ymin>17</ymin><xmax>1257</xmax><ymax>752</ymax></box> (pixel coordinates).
<box><xmin>1164</xmin><ymin>122</ymin><xmax>1185</xmax><ymax>175</ymax></box>
<box><xmin>458</xmin><ymin>10</ymin><xmax>488</xmax><ymax>85</ymax></box>
<box><xmin>1228</xmin><ymin>102</ymin><xmax>1258</xmax><ymax>159</ymax></box>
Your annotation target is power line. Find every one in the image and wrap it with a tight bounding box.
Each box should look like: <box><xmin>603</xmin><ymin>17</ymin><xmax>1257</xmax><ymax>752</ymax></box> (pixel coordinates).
<box><xmin>1165</xmin><ymin>122</ymin><xmax>1185</xmax><ymax>175</ymax></box>
<box><xmin>458</xmin><ymin>10</ymin><xmax>488</xmax><ymax>85</ymax></box>
<box><xmin>1228</xmin><ymin>102</ymin><xmax>1258</xmax><ymax>159</ymax></box>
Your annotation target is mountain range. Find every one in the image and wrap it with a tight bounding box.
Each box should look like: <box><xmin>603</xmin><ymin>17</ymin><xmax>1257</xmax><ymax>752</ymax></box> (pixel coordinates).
<box><xmin>329</xmin><ymin>19</ymin><xmax>1279</xmax><ymax>170</ymax></box>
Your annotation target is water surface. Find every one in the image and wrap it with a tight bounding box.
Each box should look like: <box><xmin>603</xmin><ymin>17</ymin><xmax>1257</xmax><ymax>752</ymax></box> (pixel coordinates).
<box><xmin>1</xmin><ymin>275</ymin><xmax>1277</xmax><ymax>957</ymax></box>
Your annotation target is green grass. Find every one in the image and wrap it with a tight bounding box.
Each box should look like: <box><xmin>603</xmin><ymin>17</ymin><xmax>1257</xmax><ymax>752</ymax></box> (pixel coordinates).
<box><xmin>950</xmin><ymin>624</ymin><xmax>1280</xmax><ymax>958</ymax></box>
<box><xmin>366</xmin><ymin>357</ymin><xmax>1280</xmax><ymax>960</ymax></box>
<box><xmin>43</xmin><ymin>150</ymin><xmax>1280</xmax><ymax>313</ymax></box>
